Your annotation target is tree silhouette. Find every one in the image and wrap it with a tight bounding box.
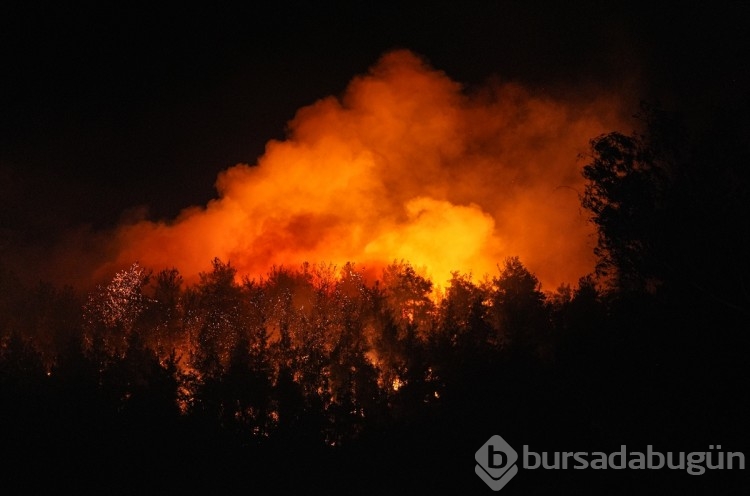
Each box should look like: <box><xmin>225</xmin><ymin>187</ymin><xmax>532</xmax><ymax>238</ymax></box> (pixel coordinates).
<box><xmin>489</xmin><ymin>256</ymin><xmax>549</xmax><ymax>360</ymax></box>
<box><xmin>219</xmin><ymin>334</ymin><xmax>274</xmax><ymax>442</ymax></box>
<box><xmin>139</xmin><ymin>267</ymin><xmax>184</xmax><ymax>355</ymax></box>
<box><xmin>380</xmin><ymin>260</ymin><xmax>435</xmax><ymax>340</ymax></box>
<box><xmin>581</xmin><ymin>122</ymin><xmax>672</xmax><ymax>290</ymax></box>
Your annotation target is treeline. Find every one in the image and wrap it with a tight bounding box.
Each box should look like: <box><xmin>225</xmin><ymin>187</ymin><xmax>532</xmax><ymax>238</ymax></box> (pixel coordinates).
<box><xmin>1</xmin><ymin>103</ymin><xmax>748</xmax><ymax>493</ymax></box>
<box><xmin>0</xmin><ymin>255</ymin><xmax>609</xmax><ymax>491</ymax></box>
<box><xmin>0</xmin><ymin>257</ymin><xmax>597</xmax><ymax>431</ymax></box>
<box><xmin>0</xmin><ymin>255</ymin><xmax>653</xmax><ymax>491</ymax></box>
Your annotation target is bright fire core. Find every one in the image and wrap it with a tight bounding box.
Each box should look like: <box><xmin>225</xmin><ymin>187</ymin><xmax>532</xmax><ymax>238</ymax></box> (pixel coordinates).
<box><xmin>95</xmin><ymin>50</ymin><xmax>625</xmax><ymax>291</ymax></box>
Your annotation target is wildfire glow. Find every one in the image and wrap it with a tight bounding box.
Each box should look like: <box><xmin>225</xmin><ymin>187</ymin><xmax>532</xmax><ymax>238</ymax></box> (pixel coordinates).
<box><xmin>92</xmin><ymin>50</ymin><xmax>625</xmax><ymax>291</ymax></box>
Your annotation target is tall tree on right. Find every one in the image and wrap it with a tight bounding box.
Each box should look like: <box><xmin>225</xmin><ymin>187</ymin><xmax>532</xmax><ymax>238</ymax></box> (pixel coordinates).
<box><xmin>580</xmin><ymin>103</ymin><xmax>677</xmax><ymax>293</ymax></box>
<box><xmin>581</xmin><ymin>101</ymin><xmax>749</xmax><ymax>316</ymax></box>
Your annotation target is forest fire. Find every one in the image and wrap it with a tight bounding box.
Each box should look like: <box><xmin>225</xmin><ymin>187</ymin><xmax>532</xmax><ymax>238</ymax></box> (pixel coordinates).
<box><xmin>3</xmin><ymin>2</ymin><xmax>748</xmax><ymax>490</ymax></box>
<box><xmin>92</xmin><ymin>49</ymin><xmax>625</xmax><ymax>293</ymax></box>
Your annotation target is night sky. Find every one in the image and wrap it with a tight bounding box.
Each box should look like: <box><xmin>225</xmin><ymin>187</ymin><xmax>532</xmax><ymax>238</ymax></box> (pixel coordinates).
<box><xmin>2</xmin><ymin>2</ymin><xmax>748</xmax><ymax>283</ymax></box>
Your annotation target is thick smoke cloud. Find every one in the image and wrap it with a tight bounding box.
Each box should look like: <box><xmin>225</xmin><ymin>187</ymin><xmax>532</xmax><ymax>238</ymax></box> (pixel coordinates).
<box><xmin>91</xmin><ymin>50</ymin><xmax>625</xmax><ymax>292</ymax></box>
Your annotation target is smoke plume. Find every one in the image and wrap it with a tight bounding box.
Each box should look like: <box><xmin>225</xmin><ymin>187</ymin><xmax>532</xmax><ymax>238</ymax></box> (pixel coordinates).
<box><xmin>91</xmin><ymin>50</ymin><xmax>626</xmax><ymax>292</ymax></box>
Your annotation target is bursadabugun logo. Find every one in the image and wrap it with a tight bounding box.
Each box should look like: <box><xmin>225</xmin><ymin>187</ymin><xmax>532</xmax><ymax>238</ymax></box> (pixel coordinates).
<box><xmin>475</xmin><ymin>435</ymin><xmax>519</xmax><ymax>491</ymax></box>
<box><xmin>476</xmin><ymin>435</ymin><xmax>746</xmax><ymax>491</ymax></box>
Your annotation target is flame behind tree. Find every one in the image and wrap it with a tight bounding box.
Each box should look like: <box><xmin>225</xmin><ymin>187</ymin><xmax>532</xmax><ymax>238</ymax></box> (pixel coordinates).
<box><xmin>92</xmin><ymin>49</ymin><xmax>626</xmax><ymax>293</ymax></box>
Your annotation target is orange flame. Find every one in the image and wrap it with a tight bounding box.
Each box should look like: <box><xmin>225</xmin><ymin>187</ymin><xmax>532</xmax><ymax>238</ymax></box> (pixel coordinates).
<box><xmin>93</xmin><ymin>50</ymin><xmax>626</xmax><ymax>291</ymax></box>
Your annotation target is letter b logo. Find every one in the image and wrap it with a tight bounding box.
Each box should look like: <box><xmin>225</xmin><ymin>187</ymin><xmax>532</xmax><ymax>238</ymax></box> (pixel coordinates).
<box><xmin>488</xmin><ymin>445</ymin><xmax>508</xmax><ymax>468</ymax></box>
<box><xmin>475</xmin><ymin>435</ymin><xmax>519</xmax><ymax>491</ymax></box>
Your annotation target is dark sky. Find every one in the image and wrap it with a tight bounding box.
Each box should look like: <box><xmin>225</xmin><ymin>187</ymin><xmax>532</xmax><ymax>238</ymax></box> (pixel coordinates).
<box><xmin>2</xmin><ymin>2</ymin><xmax>748</xmax><ymax>256</ymax></box>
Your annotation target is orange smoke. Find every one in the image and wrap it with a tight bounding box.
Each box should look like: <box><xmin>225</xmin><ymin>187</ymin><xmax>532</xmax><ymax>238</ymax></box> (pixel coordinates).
<box><xmin>95</xmin><ymin>50</ymin><xmax>625</xmax><ymax>292</ymax></box>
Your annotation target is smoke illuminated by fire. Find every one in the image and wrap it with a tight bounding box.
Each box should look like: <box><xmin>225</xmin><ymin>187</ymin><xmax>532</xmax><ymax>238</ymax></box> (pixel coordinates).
<box><xmin>91</xmin><ymin>50</ymin><xmax>625</xmax><ymax>291</ymax></box>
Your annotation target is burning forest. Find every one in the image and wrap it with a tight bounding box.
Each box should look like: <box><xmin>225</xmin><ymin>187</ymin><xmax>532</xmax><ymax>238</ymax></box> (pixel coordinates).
<box><xmin>1</xmin><ymin>38</ymin><xmax>748</xmax><ymax>494</ymax></box>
